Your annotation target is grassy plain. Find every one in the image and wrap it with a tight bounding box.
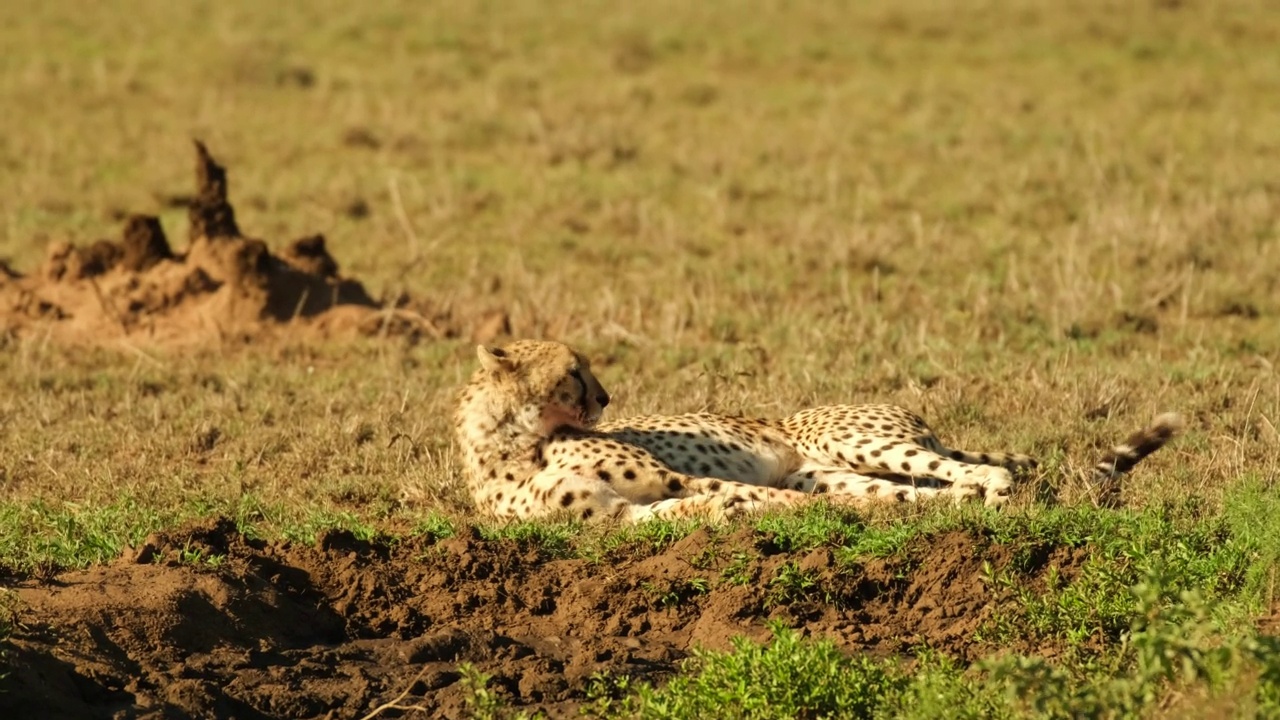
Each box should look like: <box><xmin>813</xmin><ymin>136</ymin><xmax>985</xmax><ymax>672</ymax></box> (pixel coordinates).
<box><xmin>2</xmin><ymin>0</ymin><xmax>1280</xmax><ymax>716</ymax></box>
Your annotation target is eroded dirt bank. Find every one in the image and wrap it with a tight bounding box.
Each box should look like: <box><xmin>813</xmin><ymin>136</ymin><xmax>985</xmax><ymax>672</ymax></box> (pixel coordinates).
<box><xmin>0</xmin><ymin>142</ymin><xmax>476</xmax><ymax>348</ymax></box>
<box><xmin>1</xmin><ymin>519</ymin><xmax>1084</xmax><ymax>719</ymax></box>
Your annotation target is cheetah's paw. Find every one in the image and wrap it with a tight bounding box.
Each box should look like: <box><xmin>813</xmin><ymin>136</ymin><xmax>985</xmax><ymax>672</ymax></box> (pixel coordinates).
<box><xmin>952</xmin><ymin>465</ymin><xmax>1013</xmax><ymax>507</ymax></box>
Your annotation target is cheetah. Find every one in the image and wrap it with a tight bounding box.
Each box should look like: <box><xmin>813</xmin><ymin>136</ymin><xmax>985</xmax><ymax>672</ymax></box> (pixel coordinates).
<box><xmin>454</xmin><ymin>339</ymin><xmax>1182</xmax><ymax>522</ymax></box>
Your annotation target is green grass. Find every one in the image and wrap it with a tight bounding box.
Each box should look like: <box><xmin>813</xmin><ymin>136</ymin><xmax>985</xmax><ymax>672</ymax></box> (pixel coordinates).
<box><xmin>0</xmin><ymin>492</ymin><xmax>398</xmax><ymax>571</ymax></box>
<box><xmin>979</xmin><ymin>504</ymin><xmax>1255</xmax><ymax>646</ymax></box>
<box><xmin>2</xmin><ymin>0</ymin><xmax>1280</xmax><ymax>715</ymax></box>
<box><xmin>568</xmin><ymin>578</ymin><xmax>1280</xmax><ymax>719</ymax></box>
<box><xmin>568</xmin><ymin>594</ymin><xmax>1280</xmax><ymax>719</ymax></box>
<box><xmin>0</xmin><ymin>497</ymin><xmax>178</xmax><ymax>571</ymax></box>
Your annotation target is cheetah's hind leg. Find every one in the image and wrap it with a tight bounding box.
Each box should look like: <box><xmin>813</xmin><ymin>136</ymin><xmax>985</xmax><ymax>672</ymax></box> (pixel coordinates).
<box><xmin>820</xmin><ymin>440</ymin><xmax>1021</xmax><ymax>508</ymax></box>
<box><xmin>923</xmin><ymin>439</ymin><xmax>1038</xmax><ymax>475</ymax></box>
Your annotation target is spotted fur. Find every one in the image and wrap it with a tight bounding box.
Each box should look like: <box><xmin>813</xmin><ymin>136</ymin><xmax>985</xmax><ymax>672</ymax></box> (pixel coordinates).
<box><xmin>455</xmin><ymin>340</ymin><xmax>1181</xmax><ymax>522</ymax></box>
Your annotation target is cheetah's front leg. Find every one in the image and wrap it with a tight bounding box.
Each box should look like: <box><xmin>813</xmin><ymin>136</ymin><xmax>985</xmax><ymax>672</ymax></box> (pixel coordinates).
<box><xmin>488</xmin><ymin>466</ymin><xmax>821</xmax><ymax>523</ymax></box>
<box><xmin>628</xmin><ymin>478</ymin><xmax>819</xmax><ymax>522</ymax></box>
<box><xmin>480</xmin><ymin>469</ymin><xmax>636</xmax><ymax>522</ymax></box>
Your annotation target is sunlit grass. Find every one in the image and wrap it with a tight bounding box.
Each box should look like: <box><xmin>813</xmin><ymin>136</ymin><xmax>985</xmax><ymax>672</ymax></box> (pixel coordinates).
<box><xmin>1</xmin><ymin>0</ymin><xmax>1279</xmax><ymax>715</ymax></box>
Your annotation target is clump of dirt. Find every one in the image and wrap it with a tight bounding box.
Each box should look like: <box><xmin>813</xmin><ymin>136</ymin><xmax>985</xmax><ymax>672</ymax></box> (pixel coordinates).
<box><xmin>1</xmin><ymin>520</ymin><xmax>1086</xmax><ymax>719</ymax></box>
<box><xmin>0</xmin><ymin>142</ymin><xmax>470</xmax><ymax>347</ymax></box>
<box><xmin>1258</xmin><ymin>603</ymin><xmax>1280</xmax><ymax>638</ymax></box>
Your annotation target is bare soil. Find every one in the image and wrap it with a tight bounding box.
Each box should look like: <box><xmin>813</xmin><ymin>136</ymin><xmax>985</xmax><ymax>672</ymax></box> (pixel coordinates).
<box><xmin>1</xmin><ymin>519</ymin><xmax>1084</xmax><ymax>719</ymax></box>
<box><xmin>0</xmin><ymin>143</ymin><xmax>480</xmax><ymax>348</ymax></box>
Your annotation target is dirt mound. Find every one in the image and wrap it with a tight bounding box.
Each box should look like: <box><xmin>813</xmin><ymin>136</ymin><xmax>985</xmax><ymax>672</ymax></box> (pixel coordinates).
<box><xmin>1</xmin><ymin>520</ymin><xmax>1084</xmax><ymax>719</ymax></box>
<box><xmin>0</xmin><ymin>142</ymin><xmax>468</xmax><ymax>347</ymax></box>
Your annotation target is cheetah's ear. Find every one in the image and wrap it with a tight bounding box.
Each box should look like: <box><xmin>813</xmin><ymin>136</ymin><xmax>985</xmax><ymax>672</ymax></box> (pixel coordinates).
<box><xmin>476</xmin><ymin>345</ymin><xmax>513</xmax><ymax>373</ymax></box>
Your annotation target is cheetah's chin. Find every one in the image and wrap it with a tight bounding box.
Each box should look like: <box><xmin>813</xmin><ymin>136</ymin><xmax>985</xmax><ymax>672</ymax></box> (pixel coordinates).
<box><xmin>541</xmin><ymin>406</ymin><xmax>591</xmax><ymax>434</ymax></box>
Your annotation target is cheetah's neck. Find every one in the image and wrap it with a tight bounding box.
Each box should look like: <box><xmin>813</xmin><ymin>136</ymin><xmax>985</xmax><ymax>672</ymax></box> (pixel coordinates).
<box><xmin>455</xmin><ymin>392</ymin><xmax>549</xmax><ymax>490</ymax></box>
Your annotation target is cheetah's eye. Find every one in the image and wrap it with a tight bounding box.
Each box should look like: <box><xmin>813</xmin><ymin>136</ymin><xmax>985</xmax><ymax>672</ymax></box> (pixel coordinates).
<box><xmin>563</xmin><ymin>369</ymin><xmax>589</xmax><ymax>407</ymax></box>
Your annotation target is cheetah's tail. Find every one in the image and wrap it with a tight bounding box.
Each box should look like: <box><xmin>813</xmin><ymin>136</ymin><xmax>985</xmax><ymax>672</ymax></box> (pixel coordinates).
<box><xmin>1091</xmin><ymin>412</ymin><xmax>1184</xmax><ymax>508</ymax></box>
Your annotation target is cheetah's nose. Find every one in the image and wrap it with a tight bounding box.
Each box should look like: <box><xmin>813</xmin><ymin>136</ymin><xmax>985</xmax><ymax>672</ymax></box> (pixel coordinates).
<box><xmin>597</xmin><ymin>392</ymin><xmax>610</xmax><ymax>407</ymax></box>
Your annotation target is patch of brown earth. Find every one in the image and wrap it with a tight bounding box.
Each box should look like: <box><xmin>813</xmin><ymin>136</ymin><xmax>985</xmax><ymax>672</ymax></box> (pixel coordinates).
<box><xmin>1257</xmin><ymin>603</ymin><xmax>1280</xmax><ymax>638</ymax></box>
<box><xmin>0</xmin><ymin>142</ymin><xmax>479</xmax><ymax>348</ymax></box>
<box><xmin>0</xmin><ymin>520</ymin><xmax>1086</xmax><ymax>719</ymax></box>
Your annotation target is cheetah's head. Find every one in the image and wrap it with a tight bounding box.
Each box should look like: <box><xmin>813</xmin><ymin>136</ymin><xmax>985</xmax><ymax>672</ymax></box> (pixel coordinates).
<box><xmin>471</xmin><ymin>340</ymin><xmax>611</xmax><ymax>434</ymax></box>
